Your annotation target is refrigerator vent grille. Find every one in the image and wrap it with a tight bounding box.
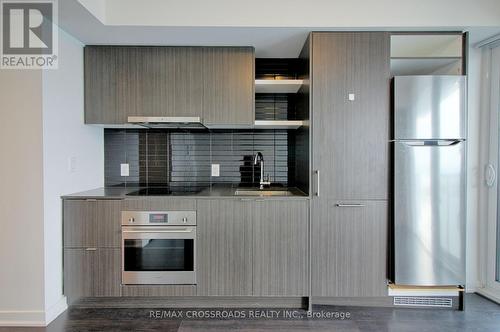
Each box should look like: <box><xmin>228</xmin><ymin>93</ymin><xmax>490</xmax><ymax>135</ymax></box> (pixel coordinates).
<box><xmin>393</xmin><ymin>296</ymin><xmax>453</xmax><ymax>308</ymax></box>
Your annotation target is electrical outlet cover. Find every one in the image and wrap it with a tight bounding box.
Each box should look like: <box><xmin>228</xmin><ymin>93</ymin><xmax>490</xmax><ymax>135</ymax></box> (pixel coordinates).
<box><xmin>120</xmin><ymin>163</ymin><xmax>130</xmax><ymax>177</ymax></box>
<box><xmin>68</xmin><ymin>156</ymin><xmax>77</xmax><ymax>173</ymax></box>
<box><xmin>211</xmin><ymin>164</ymin><xmax>220</xmax><ymax>177</ymax></box>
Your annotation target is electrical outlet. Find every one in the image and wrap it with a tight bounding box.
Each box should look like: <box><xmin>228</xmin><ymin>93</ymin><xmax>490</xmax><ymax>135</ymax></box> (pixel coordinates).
<box><xmin>68</xmin><ymin>156</ymin><xmax>77</xmax><ymax>173</ymax></box>
<box><xmin>348</xmin><ymin>93</ymin><xmax>355</xmax><ymax>101</ymax></box>
<box><xmin>120</xmin><ymin>163</ymin><xmax>130</xmax><ymax>177</ymax></box>
<box><xmin>211</xmin><ymin>164</ymin><xmax>220</xmax><ymax>177</ymax></box>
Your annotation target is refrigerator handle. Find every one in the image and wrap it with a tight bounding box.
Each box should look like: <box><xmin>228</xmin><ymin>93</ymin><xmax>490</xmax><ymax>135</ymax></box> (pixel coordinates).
<box><xmin>485</xmin><ymin>164</ymin><xmax>496</xmax><ymax>187</ymax></box>
<box><xmin>399</xmin><ymin>139</ymin><xmax>464</xmax><ymax>146</ymax></box>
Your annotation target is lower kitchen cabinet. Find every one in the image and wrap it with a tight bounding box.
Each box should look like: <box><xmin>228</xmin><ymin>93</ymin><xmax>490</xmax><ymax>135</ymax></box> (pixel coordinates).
<box><xmin>63</xmin><ymin>200</ymin><xmax>97</xmax><ymax>248</ymax></box>
<box><xmin>64</xmin><ymin>248</ymin><xmax>121</xmax><ymax>304</ymax></box>
<box><xmin>63</xmin><ymin>199</ymin><xmax>123</xmax><ymax>248</ymax></box>
<box><xmin>253</xmin><ymin>200</ymin><xmax>309</xmax><ymax>296</ymax></box>
<box><xmin>63</xmin><ymin>248</ymin><xmax>95</xmax><ymax>304</ymax></box>
<box><xmin>97</xmin><ymin>200</ymin><xmax>122</xmax><ymax>247</ymax></box>
<box><xmin>311</xmin><ymin>199</ymin><xmax>388</xmax><ymax>297</ymax></box>
<box><xmin>64</xmin><ymin>197</ymin><xmax>310</xmax><ymax>300</ymax></box>
<box><xmin>196</xmin><ymin>200</ymin><xmax>253</xmax><ymax>296</ymax></box>
<box><xmin>95</xmin><ymin>248</ymin><xmax>122</xmax><ymax>297</ymax></box>
<box><xmin>197</xmin><ymin>199</ymin><xmax>309</xmax><ymax>297</ymax></box>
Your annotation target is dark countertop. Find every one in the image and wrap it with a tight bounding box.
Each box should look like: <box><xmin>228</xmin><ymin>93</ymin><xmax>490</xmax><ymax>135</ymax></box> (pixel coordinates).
<box><xmin>62</xmin><ymin>184</ymin><xmax>309</xmax><ymax>199</ymax></box>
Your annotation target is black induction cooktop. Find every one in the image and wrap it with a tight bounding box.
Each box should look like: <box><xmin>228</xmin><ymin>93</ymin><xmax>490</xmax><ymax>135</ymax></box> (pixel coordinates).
<box><xmin>126</xmin><ymin>187</ymin><xmax>203</xmax><ymax>196</ymax></box>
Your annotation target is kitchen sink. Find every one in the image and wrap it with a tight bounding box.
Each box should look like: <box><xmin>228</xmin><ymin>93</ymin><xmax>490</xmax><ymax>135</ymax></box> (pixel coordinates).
<box><xmin>234</xmin><ymin>189</ymin><xmax>295</xmax><ymax>196</ymax></box>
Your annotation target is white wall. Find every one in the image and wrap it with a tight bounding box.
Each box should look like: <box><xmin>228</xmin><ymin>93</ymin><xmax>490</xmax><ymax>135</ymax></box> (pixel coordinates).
<box><xmin>41</xmin><ymin>29</ymin><xmax>104</xmax><ymax>322</ymax></box>
<box><xmin>0</xmin><ymin>70</ymin><xmax>46</xmax><ymax>325</ymax></box>
<box><xmin>0</xmin><ymin>27</ymin><xmax>103</xmax><ymax>326</ymax></box>
<box><xmin>466</xmin><ymin>44</ymin><xmax>483</xmax><ymax>292</ymax></box>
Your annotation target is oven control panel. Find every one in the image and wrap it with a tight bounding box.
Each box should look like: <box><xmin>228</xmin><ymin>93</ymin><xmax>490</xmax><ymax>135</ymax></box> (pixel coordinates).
<box><xmin>121</xmin><ymin>211</ymin><xmax>196</xmax><ymax>226</ymax></box>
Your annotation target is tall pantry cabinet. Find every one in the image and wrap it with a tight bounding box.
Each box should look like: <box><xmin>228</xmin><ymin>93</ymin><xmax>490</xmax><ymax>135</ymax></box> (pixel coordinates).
<box><xmin>308</xmin><ymin>32</ymin><xmax>390</xmax><ymax>297</ymax></box>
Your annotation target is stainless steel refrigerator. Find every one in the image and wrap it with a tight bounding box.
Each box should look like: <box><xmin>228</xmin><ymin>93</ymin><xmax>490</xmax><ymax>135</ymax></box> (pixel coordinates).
<box><xmin>392</xmin><ymin>75</ymin><xmax>466</xmax><ymax>286</ymax></box>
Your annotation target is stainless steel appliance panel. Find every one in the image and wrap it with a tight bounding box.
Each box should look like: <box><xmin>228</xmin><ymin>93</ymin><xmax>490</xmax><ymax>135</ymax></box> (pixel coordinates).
<box><xmin>394</xmin><ymin>76</ymin><xmax>466</xmax><ymax>140</ymax></box>
<box><xmin>122</xmin><ymin>225</ymin><xmax>196</xmax><ymax>285</ymax></box>
<box><xmin>394</xmin><ymin>140</ymin><xmax>466</xmax><ymax>285</ymax></box>
<box><xmin>121</xmin><ymin>210</ymin><xmax>197</xmax><ymax>285</ymax></box>
<box><xmin>122</xmin><ymin>211</ymin><xmax>196</xmax><ymax>226</ymax></box>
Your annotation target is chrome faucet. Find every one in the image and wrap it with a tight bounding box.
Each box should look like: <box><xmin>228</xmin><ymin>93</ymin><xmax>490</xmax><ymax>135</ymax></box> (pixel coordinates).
<box><xmin>253</xmin><ymin>152</ymin><xmax>271</xmax><ymax>189</ymax></box>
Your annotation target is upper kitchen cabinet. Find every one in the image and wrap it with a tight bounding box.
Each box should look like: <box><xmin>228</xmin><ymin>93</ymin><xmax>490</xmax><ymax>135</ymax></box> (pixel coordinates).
<box><xmin>134</xmin><ymin>47</ymin><xmax>204</xmax><ymax>119</ymax></box>
<box><xmin>84</xmin><ymin>46</ymin><xmax>254</xmax><ymax>126</ymax></box>
<box><xmin>202</xmin><ymin>47</ymin><xmax>255</xmax><ymax>127</ymax></box>
<box><xmin>85</xmin><ymin>46</ymin><xmax>203</xmax><ymax>124</ymax></box>
<box><xmin>85</xmin><ymin>47</ymin><xmax>137</xmax><ymax>124</ymax></box>
<box><xmin>311</xmin><ymin>32</ymin><xmax>390</xmax><ymax>200</ymax></box>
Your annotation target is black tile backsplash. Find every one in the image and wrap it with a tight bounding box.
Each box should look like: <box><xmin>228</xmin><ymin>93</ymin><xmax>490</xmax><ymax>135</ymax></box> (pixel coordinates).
<box><xmin>105</xmin><ymin>129</ymin><xmax>296</xmax><ymax>188</ymax></box>
<box><xmin>255</xmin><ymin>93</ymin><xmax>298</xmax><ymax>120</ymax></box>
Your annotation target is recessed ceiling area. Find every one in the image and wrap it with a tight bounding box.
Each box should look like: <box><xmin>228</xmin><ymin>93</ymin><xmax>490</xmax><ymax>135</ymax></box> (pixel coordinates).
<box><xmin>391</xmin><ymin>35</ymin><xmax>463</xmax><ymax>58</ymax></box>
<box><xmin>78</xmin><ymin>0</ymin><xmax>500</xmax><ymax>27</ymax></box>
<box><xmin>390</xmin><ymin>34</ymin><xmax>463</xmax><ymax>76</ymax></box>
<box><xmin>59</xmin><ymin>0</ymin><xmax>500</xmax><ymax>58</ymax></box>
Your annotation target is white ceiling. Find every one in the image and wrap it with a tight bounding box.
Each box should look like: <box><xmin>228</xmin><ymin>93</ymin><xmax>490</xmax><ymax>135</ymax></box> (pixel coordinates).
<box><xmin>79</xmin><ymin>0</ymin><xmax>500</xmax><ymax>27</ymax></box>
<box><xmin>59</xmin><ymin>0</ymin><xmax>500</xmax><ymax>58</ymax></box>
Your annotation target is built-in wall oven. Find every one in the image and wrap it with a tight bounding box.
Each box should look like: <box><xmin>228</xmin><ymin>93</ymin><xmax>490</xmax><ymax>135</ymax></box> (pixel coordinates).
<box><xmin>121</xmin><ymin>211</ymin><xmax>196</xmax><ymax>285</ymax></box>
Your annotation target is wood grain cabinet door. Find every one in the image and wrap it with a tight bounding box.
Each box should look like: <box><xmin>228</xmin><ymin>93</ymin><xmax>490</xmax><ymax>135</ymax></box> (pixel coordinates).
<box><xmin>172</xmin><ymin>47</ymin><xmax>204</xmax><ymax>118</ymax></box>
<box><xmin>64</xmin><ymin>248</ymin><xmax>121</xmax><ymax>302</ymax></box>
<box><xmin>311</xmin><ymin>199</ymin><xmax>388</xmax><ymax>297</ymax></box>
<box><xmin>134</xmin><ymin>47</ymin><xmax>203</xmax><ymax>118</ymax></box>
<box><xmin>252</xmin><ymin>200</ymin><xmax>309</xmax><ymax>296</ymax></box>
<box><xmin>63</xmin><ymin>248</ymin><xmax>96</xmax><ymax>304</ymax></box>
<box><xmin>63</xmin><ymin>200</ymin><xmax>97</xmax><ymax>248</ymax></box>
<box><xmin>84</xmin><ymin>46</ymin><xmax>137</xmax><ymax>124</ymax></box>
<box><xmin>202</xmin><ymin>47</ymin><xmax>255</xmax><ymax>126</ymax></box>
<box><xmin>311</xmin><ymin>32</ymin><xmax>390</xmax><ymax>200</ymax></box>
<box><xmin>85</xmin><ymin>46</ymin><xmax>204</xmax><ymax>123</ymax></box>
<box><xmin>196</xmin><ymin>200</ymin><xmax>253</xmax><ymax>296</ymax></box>
<box><xmin>64</xmin><ymin>199</ymin><xmax>122</xmax><ymax>248</ymax></box>
<box><xmin>96</xmin><ymin>200</ymin><xmax>122</xmax><ymax>248</ymax></box>
<box><xmin>96</xmin><ymin>248</ymin><xmax>122</xmax><ymax>297</ymax></box>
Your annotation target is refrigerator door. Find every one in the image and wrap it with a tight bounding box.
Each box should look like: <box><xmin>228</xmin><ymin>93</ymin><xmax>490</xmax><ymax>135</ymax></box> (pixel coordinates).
<box><xmin>394</xmin><ymin>76</ymin><xmax>466</xmax><ymax>140</ymax></box>
<box><xmin>394</xmin><ymin>140</ymin><xmax>466</xmax><ymax>285</ymax></box>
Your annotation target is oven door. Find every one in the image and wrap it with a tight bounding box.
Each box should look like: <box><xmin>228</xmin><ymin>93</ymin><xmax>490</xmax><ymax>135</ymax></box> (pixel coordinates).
<box><xmin>122</xmin><ymin>226</ymin><xmax>196</xmax><ymax>285</ymax></box>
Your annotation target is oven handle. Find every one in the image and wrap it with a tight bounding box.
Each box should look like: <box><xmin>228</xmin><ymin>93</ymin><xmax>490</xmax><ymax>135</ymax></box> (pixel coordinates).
<box><xmin>123</xmin><ymin>229</ymin><xmax>193</xmax><ymax>233</ymax></box>
<box><xmin>123</xmin><ymin>230</ymin><xmax>192</xmax><ymax>233</ymax></box>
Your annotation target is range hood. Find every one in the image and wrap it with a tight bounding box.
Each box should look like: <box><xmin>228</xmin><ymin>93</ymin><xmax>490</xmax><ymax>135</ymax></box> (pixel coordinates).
<box><xmin>127</xmin><ymin>116</ymin><xmax>206</xmax><ymax>129</ymax></box>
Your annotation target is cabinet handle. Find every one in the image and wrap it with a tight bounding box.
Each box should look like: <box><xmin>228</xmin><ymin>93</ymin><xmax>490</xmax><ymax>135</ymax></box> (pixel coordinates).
<box><xmin>335</xmin><ymin>203</ymin><xmax>365</xmax><ymax>207</ymax></box>
<box><xmin>315</xmin><ymin>170</ymin><xmax>320</xmax><ymax>196</ymax></box>
<box><xmin>85</xmin><ymin>248</ymin><xmax>97</xmax><ymax>251</ymax></box>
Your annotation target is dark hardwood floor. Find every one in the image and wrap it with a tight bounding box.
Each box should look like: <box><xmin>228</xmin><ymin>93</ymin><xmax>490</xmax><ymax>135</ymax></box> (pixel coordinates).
<box><xmin>2</xmin><ymin>294</ymin><xmax>499</xmax><ymax>332</ymax></box>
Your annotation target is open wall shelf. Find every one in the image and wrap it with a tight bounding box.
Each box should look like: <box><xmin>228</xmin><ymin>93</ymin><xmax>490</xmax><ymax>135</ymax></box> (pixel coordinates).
<box><xmin>254</xmin><ymin>58</ymin><xmax>307</xmax><ymax>128</ymax></box>
<box><xmin>255</xmin><ymin>79</ymin><xmax>304</xmax><ymax>93</ymax></box>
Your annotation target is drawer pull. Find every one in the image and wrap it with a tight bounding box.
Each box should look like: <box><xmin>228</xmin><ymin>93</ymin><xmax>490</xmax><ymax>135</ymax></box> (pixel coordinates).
<box><xmin>85</xmin><ymin>248</ymin><xmax>97</xmax><ymax>251</ymax></box>
<box><xmin>335</xmin><ymin>203</ymin><xmax>365</xmax><ymax>207</ymax></box>
<box><xmin>315</xmin><ymin>170</ymin><xmax>320</xmax><ymax>196</ymax></box>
